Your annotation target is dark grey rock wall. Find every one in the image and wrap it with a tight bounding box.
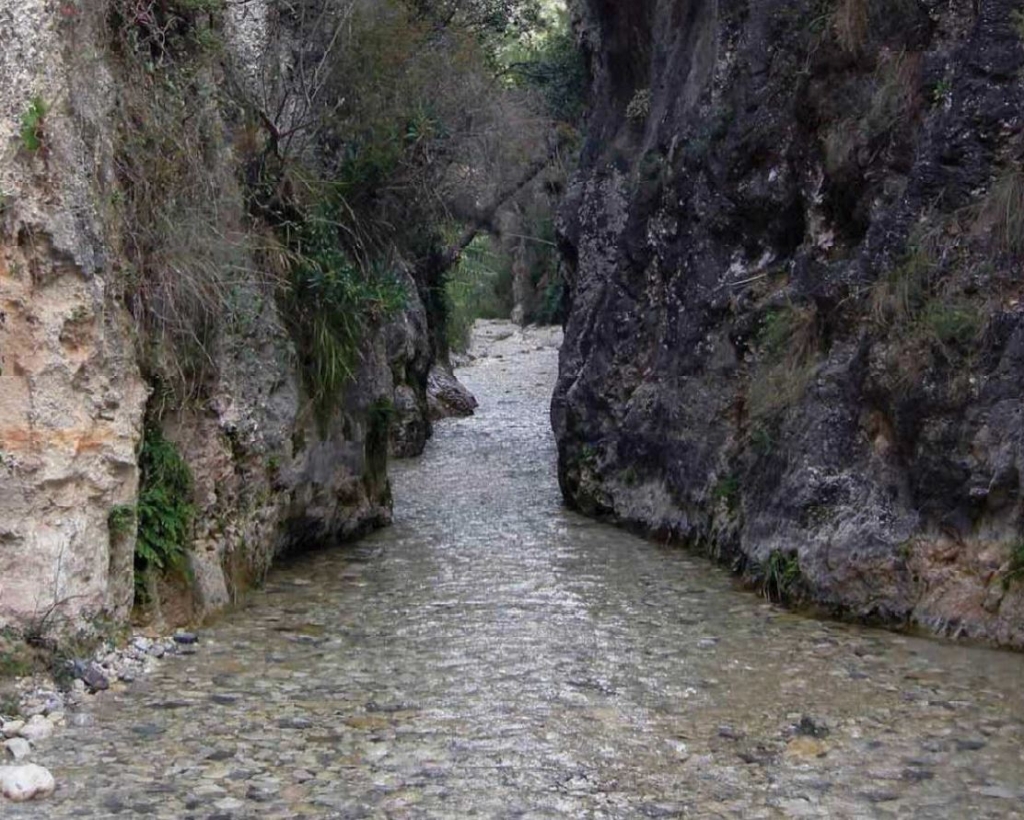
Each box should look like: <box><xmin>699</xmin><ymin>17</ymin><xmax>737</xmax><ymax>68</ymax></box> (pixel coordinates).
<box><xmin>554</xmin><ymin>0</ymin><xmax>1024</xmax><ymax>645</ymax></box>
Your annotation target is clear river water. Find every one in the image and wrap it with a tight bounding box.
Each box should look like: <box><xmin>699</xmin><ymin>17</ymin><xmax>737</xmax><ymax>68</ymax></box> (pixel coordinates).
<box><xmin>8</xmin><ymin>321</ymin><xmax>1024</xmax><ymax>819</ymax></box>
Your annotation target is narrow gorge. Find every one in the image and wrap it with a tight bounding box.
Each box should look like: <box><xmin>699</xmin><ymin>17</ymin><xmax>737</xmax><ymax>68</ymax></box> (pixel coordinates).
<box><xmin>1</xmin><ymin>0</ymin><xmax>1023</xmax><ymax>815</ymax></box>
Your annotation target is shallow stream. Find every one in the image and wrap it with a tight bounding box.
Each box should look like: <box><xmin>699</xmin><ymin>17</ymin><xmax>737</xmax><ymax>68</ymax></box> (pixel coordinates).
<box><xmin>9</xmin><ymin>321</ymin><xmax>1024</xmax><ymax>819</ymax></box>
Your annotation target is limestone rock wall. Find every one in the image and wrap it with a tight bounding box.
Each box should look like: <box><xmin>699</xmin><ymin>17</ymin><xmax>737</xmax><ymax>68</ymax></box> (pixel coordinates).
<box><xmin>0</xmin><ymin>0</ymin><xmax>448</xmax><ymax>633</ymax></box>
<box><xmin>0</xmin><ymin>1</ymin><xmax>148</xmax><ymax>631</ymax></box>
<box><xmin>555</xmin><ymin>0</ymin><xmax>1024</xmax><ymax>645</ymax></box>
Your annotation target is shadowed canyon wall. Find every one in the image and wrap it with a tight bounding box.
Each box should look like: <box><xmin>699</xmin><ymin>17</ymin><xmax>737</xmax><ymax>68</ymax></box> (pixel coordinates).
<box><xmin>554</xmin><ymin>0</ymin><xmax>1024</xmax><ymax>645</ymax></box>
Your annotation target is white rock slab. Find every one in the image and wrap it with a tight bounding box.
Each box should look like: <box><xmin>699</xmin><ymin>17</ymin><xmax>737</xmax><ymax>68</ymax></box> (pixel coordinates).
<box><xmin>0</xmin><ymin>764</ymin><xmax>56</xmax><ymax>801</ymax></box>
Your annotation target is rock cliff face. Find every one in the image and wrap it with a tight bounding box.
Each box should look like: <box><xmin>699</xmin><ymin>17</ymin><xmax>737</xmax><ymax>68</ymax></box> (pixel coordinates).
<box><xmin>0</xmin><ymin>0</ymin><xmax>452</xmax><ymax>633</ymax></box>
<box><xmin>0</xmin><ymin>2</ymin><xmax>149</xmax><ymax>630</ymax></box>
<box><xmin>554</xmin><ymin>0</ymin><xmax>1024</xmax><ymax>645</ymax></box>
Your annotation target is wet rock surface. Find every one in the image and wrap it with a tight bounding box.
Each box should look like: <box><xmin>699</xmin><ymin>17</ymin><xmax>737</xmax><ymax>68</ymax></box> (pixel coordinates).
<box><xmin>6</xmin><ymin>322</ymin><xmax>1024</xmax><ymax>817</ymax></box>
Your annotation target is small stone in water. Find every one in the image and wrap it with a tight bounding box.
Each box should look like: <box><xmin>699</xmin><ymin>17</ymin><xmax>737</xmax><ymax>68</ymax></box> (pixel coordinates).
<box><xmin>3</xmin><ymin>738</ymin><xmax>31</xmax><ymax>761</ymax></box>
<box><xmin>796</xmin><ymin>715</ymin><xmax>829</xmax><ymax>738</ymax></box>
<box><xmin>278</xmin><ymin>717</ymin><xmax>313</xmax><ymax>730</ymax></box>
<box><xmin>75</xmin><ymin>662</ymin><xmax>110</xmax><ymax>693</ymax></box>
<box><xmin>130</xmin><ymin>723</ymin><xmax>166</xmax><ymax>737</ymax></box>
<box><xmin>173</xmin><ymin>633</ymin><xmax>199</xmax><ymax>645</ymax></box>
<box><xmin>18</xmin><ymin>715</ymin><xmax>53</xmax><ymax>743</ymax></box>
<box><xmin>0</xmin><ymin>764</ymin><xmax>56</xmax><ymax>801</ymax></box>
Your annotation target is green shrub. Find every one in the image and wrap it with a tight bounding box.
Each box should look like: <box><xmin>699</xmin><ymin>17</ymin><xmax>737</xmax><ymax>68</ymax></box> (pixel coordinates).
<box><xmin>922</xmin><ymin>299</ymin><xmax>983</xmax><ymax>348</ymax></box>
<box><xmin>712</xmin><ymin>475</ymin><xmax>741</xmax><ymax>512</ymax></box>
<box><xmin>750</xmin><ymin>425</ymin><xmax>775</xmax><ymax>456</ymax></box>
<box><xmin>522</xmin><ymin>212</ymin><xmax>565</xmax><ymax>325</ymax></box>
<box><xmin>534</xmin><ymin>273</ymin><xmax>566</xmax><ymax>325</ymax></box>
<box><xmin>444</xmin><ymin>236</ymin><xmax>513</xmax><ymax>352</ymax></box>
<box><xmin>281</xmin><ymin>200</ymin><xmax>407</xmax><ymax>423</ymax></box>
<box><xmin>0</xmin><ymin>691</ymin><xmax>21</xmax><ymax>716</ymax></box>
<box><xmin>626</xmin><ymin>89</ymin><xmax>652</xmax><ymax>122</ymax></box>
<box><xmin>760</xmin><ymin>550</ymin><xmax>805</xmax><ymax>603</ymax></box>
<box><xmin>0</xmin><ymin>640</ymin><xmax>33</xmax><ymax>680</ymax></box>
<box><xmin>107</xmin><ymin>0</ymin><xmax>223</xmax><ymax>64</ymax></box>
<box><xmin>19</xmin><ymin>97</ymin><xmax>47</xmax><ymax>153</ymax></box>
<box><xmin>1012</xmin><ymin>9</ymin><xmax>1024</xmax><ymax>41</ymax></box>
<box><xmin>499</xmin><ymin>8</ymin><xmax>588</xmax><ymax>124</ymax></box>
<box><xmin>135</xmin><ymin>426</ymin><xmax>194</xmax><ymax>596</ymax></box>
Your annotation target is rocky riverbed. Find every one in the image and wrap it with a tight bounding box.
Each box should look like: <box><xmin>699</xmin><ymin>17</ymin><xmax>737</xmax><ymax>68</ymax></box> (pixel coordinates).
<box><xmin>0</xmin><ymin>634</ymin><xmax>199</xmax><ymax>799</ymax></box>
<box><xmin>4</xmin><ymin>321</ymin><xmax>1024</xmax><ymax>818</ymax></box>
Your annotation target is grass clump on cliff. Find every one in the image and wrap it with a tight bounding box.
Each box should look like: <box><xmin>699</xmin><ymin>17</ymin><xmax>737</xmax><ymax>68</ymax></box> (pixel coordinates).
<box><xmin>135</xmin><ymin>426</ymin><xmax>194</xmax><ymax>598</ymax></box>
<box><xmin>974</xmin><ymin>163</ymin><xmax>1024</xmax><ymax>256</ymax></box>
<box><xmin>921</xmin><ymin>299</ymin><xmax>983</xmax><ymax>348</ymax></box>
<box><xmin>279</xmin><ymin>198</ymin><xmax>408</xmax><ymax>424</ymax></box>
<box><xmin>871</xmin><ymin>247</ymin><xmax>934</xmax><ymax>328</ymax></box>
<box><xmin>1002</xmin><ymin>541</ymin><xmax>1024</xmax><ymax>589</ymax></box>
<box><xmin>747</xmin><ymin>303</ymin><xmax>819</xmax><ymax>421</ymax></box>
<box><xmin>105</xmin><ymin>0</ymin><xmax>245</xmax><ymax>401</ymax></box>
<box><xmin>831</xmin><ymin>0</ymin><xmax>868</xmax><ymax>53</ymax></box>
<box><xmin>19</xmin><ymin>97</ymin><xmax>48</xmax><ymax>154</ymax></box>
<box><xmin>869</xmin><ymin>216</ymin><xmax>986</xmax><ymax>392</ymax></box>
<box><xmin>824</xmin><ymin>50</ymin><xmax>920</xmax><ymax>178</ymax></box>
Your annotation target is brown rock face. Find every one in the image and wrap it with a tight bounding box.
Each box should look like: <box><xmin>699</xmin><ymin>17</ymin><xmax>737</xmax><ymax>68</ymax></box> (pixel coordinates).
<box><xmin>554</xmin><ymin>0</ymin><xmax>1024</xmax><ymax>645</ymax></box>
<box><xmin>0</xmin><ymin>0</ymin><xmax>466</xmax><ymax>633</ymax></box>
<box><xmin>0</xmin><ymin>240</ymin><xmax>148</xmax><ymax>630</ymax></box>
<box><xmin>0</xmin><ymin>1</ymin><xmax>148</xmax><ymax>630</ymax></box>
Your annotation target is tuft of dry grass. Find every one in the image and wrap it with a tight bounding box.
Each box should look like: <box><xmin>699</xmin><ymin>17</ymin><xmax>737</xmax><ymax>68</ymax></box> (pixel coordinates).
<box><xmin>832</xmin><ymin>0</ymin><xmax>869</xmax><ymax>53</ymax></box>
<box><xmin>973</xmin><ymin>164</ymin><xmax>1024</xmax><ymax>255</ymax></box>
<box><xmin>747</xmin><ymin>303</ymin><xmax>820</xmax><ymax>421</ymax></box>
<box><xmin>99</xmin><ymin>0</ymin><xmax>281</xmax><ymax>403</ymax></box>
<box><xmin>871</xmin><ymin>248</ymin><xmax>934</xmax><ymax>327</ymax></box>
<box><xmin>823</xmin><ymin>49</ymin><xmax>919</xmax><ymax>176</ymax></box>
